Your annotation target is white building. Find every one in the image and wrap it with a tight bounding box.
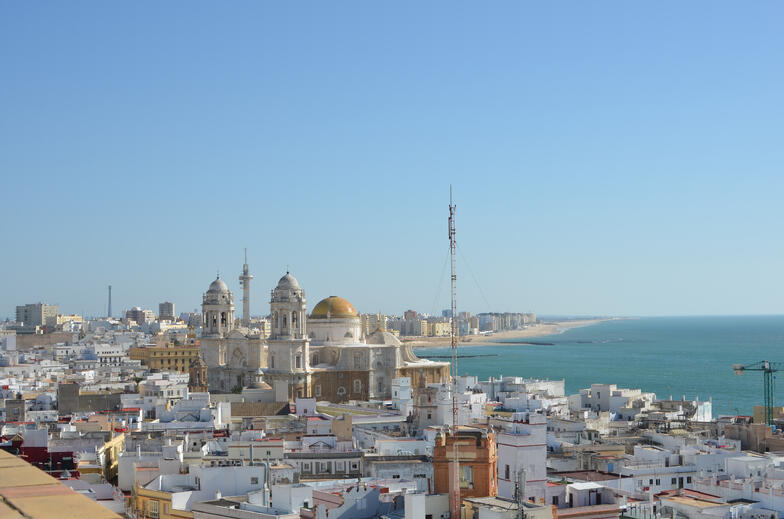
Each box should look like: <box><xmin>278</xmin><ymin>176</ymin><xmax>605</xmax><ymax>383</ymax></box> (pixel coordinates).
<box><xmin>491</xmin><ymin>412</ymin><xmax>548</xmax><ymax>502</ymax></box>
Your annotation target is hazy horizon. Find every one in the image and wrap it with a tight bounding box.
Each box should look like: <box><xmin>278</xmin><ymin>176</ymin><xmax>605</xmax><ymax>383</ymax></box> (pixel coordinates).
<box><xmin>2</xmin><ymin>2</ymin><xmax>783</xmax><ymax>318</ymax></box>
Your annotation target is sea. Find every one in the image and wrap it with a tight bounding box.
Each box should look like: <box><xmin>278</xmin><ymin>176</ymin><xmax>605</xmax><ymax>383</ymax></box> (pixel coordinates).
<box><xmin>414</xmin><ymin>315</ymin><xmax>784</xmax><ymax>417</ymax></box>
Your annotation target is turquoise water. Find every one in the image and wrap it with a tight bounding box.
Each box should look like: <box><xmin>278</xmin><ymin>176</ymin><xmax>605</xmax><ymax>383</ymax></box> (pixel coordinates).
<box><xmin>414</xmin><ymin>316</ymin><xmax>784</xmax><ymax>417</ymax></box>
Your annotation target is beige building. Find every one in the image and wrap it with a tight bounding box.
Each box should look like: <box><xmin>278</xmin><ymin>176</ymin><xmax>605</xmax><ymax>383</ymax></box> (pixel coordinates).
<box><xmin>429</xmin><ymin>320</ymin><xmax>451</xmax><ymax>337</ymax></box>
<box><xmin>45</xmin><ymin>313</ymin><xmax>84</xmax><ymax>330</ymax></box>
<box><xmin>125</xmin><ymin>307</ymin><xmax>156</xmax><ymax>324</ymax></box>
<box><xmin>15</xmin><ymin>302</ymin><xmax>58</xmax><ymax>327</ymax></box>
<box><xmin>129</xmin><ymin>339</ymin><xmax>201</xmax><ymax>374</ymax></box>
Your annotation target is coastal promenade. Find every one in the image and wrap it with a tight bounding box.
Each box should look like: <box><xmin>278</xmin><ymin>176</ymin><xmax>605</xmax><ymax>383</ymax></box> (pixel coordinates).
<box><xmin>403</xmin><ymin>318</ymin><xmax>608</xmax><ymax>348</ymax></box>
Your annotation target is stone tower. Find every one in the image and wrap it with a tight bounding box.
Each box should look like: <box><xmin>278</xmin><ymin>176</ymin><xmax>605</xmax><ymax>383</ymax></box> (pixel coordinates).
<box><xmin>266</xmin><ymin>272</ymin><xmax>311</xmax><ymax>398</ymax></box>
<box><xmin>202</xmin><ymin>276</ymin><xmax>235</xmax><ymax>337</ymax></box>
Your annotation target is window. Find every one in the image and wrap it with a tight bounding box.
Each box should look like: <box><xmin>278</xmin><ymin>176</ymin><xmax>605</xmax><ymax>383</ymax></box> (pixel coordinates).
<box><xmin>292</xmin><ymin>311</ymin><xmax>298</xmax><ymax>328</ymax></box>
<box><xmin>302</xmin><ymin>463</ymin><xmax>311</xmax><ymax>472</ymax></box>
<box><xmin>671</xmin><ymin>478</ymin><xmax>677</xmax><ymax>485</ymax></box>
<box><xmin>149</xmin><ymin>500</ymin><xmax>159</xmax><ymax>519</ymax></box>
<box><xmin>354</xmin><ymin>354</ymin><xmax>361</xmax><ymax>369</ymax></box>
<box><xmin>553</xmin><ymin>496</ymin><xmax>559</xmax><ymax>506</ymax></box>
<box><xmin>296</xmin><ymin>355</ymin><xmax>301</xmax><ymax>369</ymax></box>
<box><xmin>460</xmin><ymin>465</ymin><xmax>474</xmax><ymax>489</ymax></box>
<box><xmin>251</xmin><ymin>477</ymin><xmax>259</xmax><ymax>485</ymax></box>
<box><xmin>353</xmin><ymin>380</ymin><xmax>362</xmax><ymax>393</ymax></box>
<box><xmin>337</xmin><ymin>386</ymin><xmax>346</xmax><ymax>396</ymax></box>
<box><xmin>649</xmin><ymin>479</ymin><xmax>653</xmax><ymax>485</ymax></box>
<box><xmin>505</xmin><ymin>465</ymin><xmax>510</xmax><ymax>479</ymax></box>
<box><xmin>315</xmin><ymin>385</ymin><xmax>322</xmax><ymax>397</ymax></box>
<box><xmin>687</xmin><ymin>477</ymin><xmax>692</xmax><ymax>483</ymax></box>
<box><xmin>655</xmin><ymin>479</ymin><xmax>660</xmax><ymax>485</ymax></box>
<box><xmin>427</xmin><ymin>412</ymin><xmax>432</xmax><ymax>420</ymax></box>
<box><xmin>270</xmin><ymin>356</ymin><xmax>275</xmax><ymax>369</ymax></box>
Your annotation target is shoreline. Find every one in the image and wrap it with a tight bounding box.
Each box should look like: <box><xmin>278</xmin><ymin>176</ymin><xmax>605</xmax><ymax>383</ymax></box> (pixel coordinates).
<box><xmin>404</xmin><ymin>318</ymin><xmax>611</xmax><ymax>349</ymax></box>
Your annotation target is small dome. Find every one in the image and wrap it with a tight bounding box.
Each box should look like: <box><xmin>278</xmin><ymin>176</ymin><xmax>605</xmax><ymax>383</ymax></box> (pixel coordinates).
<box><xmin>277</xmin><ymin>272</ymin><xmax>300</xmax><ymax>290</ymax></box>
<box><xmin>311</xmin><ymin>296</ymin><xmax>357</xmax><ymax>319</ymax></box>
<box><xmin>207</xmin><ymin>277</ymin><xmax>229</xmax><ymax>294</ymax></box>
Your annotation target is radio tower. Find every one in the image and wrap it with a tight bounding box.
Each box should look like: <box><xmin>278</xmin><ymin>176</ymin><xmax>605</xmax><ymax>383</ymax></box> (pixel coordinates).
<box><xmin>107</xmin><ymin>285</ymin><xmax>112</xmax><ymax>318</ymax></box>
<box><xmin>448</xmin><ymin>186</ymin><xmax>461</xmax><ymax>519</ymax></box>
<box><xmin>239</xmin><ymin>248</ymin><xmax>253</xmax><ymax>327</ymax></box>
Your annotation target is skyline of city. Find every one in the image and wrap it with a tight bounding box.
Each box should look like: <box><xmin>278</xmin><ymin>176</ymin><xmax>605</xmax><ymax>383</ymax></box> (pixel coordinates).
<box><xmin>3</xmin><ymin>4</ymin><xmax>784</xmax><ymax>519</ymax></box>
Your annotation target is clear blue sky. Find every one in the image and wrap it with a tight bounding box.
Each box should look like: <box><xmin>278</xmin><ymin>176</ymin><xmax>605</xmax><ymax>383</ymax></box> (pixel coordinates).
<box><xmin>2</xmin><ymin>2</ymin><xmax>783</xmax><ymax>318</ymax></box>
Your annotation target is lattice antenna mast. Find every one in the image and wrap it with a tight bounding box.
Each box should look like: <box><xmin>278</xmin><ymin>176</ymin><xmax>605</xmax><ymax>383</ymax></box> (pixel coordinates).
<box><xmin>449</xmin><ymin>186</ymin><xmax>461</xmax><ymax>519</ymax></box>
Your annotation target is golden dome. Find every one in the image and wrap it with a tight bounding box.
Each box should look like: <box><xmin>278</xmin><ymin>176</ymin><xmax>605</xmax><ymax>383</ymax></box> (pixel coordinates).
<box><xmin>311</xmin><ymin>296</ymin><xmax>358</xmax><ymax>319</ymax></box>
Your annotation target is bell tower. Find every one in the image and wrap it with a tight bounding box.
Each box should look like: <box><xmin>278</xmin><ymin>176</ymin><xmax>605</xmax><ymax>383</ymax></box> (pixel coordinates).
<box><xmin>266</xmin><ymin>272</ymin><xmax>311</xmax><ymax>398</ymax></box>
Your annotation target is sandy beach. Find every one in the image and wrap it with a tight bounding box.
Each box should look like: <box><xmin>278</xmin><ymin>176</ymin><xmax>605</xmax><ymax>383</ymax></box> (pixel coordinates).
<box><xmin>403</xmin><ymin>319</ymin><xmax>609</xmax><ymax>348</ymax></box>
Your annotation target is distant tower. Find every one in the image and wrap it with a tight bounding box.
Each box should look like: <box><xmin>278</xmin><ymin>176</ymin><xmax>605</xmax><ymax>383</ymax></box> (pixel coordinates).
<box><xmin>108</xmin><ymin>285</ymin><xmax>112</xmax><ymax>318</ymax></box>
<box><xmin>239</xmin><ymin>248</ymin><xmax>253</xmax><ymax>327</ymax></box>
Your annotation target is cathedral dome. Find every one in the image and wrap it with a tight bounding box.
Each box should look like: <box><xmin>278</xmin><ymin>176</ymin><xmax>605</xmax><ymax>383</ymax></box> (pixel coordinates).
<box><xmin>277</xmin><ymin>272</ymin><xmax>300</xmax><ymax>290</ymax></box>
<box><xmin>311</xmin><ymin>296</ymin><xmax>357</xmax><ymax>319</ymax></box>
<box><xmin>207</xmin><ymin>277</ymin><xmax>229</xmax><ymax>294</ymax></box>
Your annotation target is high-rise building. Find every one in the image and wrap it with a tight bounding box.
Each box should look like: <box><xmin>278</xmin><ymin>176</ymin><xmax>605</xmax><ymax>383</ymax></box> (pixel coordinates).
<box><xmin>125</xmin><ymin>307</ymin><xmax>155</xmax><ymax>324</ymax></box>
<box><xmin>159</xmin><ymin>301</ymin><xmax>175</xmax><ymax>321</ymax></box>
<box><xmin>15</xmin><ymin>303</ymin><xmax>58</xmax><ymax>327</ymax></box>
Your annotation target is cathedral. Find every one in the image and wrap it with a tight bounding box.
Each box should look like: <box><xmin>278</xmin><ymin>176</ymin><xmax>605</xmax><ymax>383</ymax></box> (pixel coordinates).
<box><xmin>199</xmin><ymin>276</ymin><xmax>265</xmax><ymax>392</ymax></box>
<box><xmin>199</xmin><ymin>264</ymin><xmax>450</xmax><ymax>400</ymax></box>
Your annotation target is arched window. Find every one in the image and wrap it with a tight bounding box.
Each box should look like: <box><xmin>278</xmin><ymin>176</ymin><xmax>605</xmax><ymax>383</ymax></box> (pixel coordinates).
<box><xmin>273</xmin><ymin>312</ymin><xmax>278</xmax><ymax>328</ymax></box>
<box><xmin>270</xmin><ymin>355</ymin><xmax>275</xmax><ymax>369</ymax></box>
<box><xmin>292</xmin><ymin>311</ymin><xmax>298</xmax><ymax>328</ymax></box>
<box><xmin>282</xmin><ymin>315</ymin><xmax>287</xmax><ymax>329</ymax></box>
<box><xmin>312</xmin><ymin>354</ymin><xmax>319</xmax><ymax>365</ymax></box>
<box><xmin>212</xmin><ymin>315</ymin><xmax>217</xmax><ymax>327</ymax></box>
<box><xmin>221</xmin><ymin>312</ymin><xmax>226</xmax><ymax>325</ymax></box>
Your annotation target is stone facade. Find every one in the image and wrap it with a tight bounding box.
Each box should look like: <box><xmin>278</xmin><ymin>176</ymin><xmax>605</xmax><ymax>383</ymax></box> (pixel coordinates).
<box><xmin>264</xmin><ymin>273</ymin><xmax>312</xmax><ymax>399</ymax></box>
<box><xmin>200</xmin><ymin>276</ymin><xmax>265</xmax><ymax>392</ymax></box>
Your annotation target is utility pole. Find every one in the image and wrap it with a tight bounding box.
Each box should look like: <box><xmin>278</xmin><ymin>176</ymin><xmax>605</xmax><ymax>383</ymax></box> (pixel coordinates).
<box><xmin>449</xmin><ymin>186</ymin><xmax>461</xmax><ymax>519</ymax></box>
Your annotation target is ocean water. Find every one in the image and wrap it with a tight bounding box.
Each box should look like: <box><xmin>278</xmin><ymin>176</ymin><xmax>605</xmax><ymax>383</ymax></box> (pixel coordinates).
<box><xmin>414</xmin><ymin>316</ymin><xmax>784</xmax><ymax>417</ymax></box>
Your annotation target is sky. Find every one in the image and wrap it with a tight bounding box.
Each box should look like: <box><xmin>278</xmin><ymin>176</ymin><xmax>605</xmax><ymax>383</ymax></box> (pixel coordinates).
<box><xmin>1</xmin><ymin>2</ymin><xmax>783</xmax><ymax>318</ymax></box>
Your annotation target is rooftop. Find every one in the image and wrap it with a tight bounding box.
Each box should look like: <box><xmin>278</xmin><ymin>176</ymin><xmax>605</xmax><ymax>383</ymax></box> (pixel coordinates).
<box><xmin>0</xmin><ymin>449</ymin><xmax>120</xmax><ymax>518</ymax></box>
